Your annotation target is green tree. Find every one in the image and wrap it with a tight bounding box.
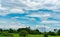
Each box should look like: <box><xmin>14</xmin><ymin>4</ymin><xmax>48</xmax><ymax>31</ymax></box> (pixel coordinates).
<box><xmin>31</xmin><ymin>29</ymin><xmax>40</xmax><ymax>34</ymax></box>
<box><xmin>54</xmin><ymin>29</ymin><xmax>57</xmax><ymax>35</ymax></box>
<box><xmin>57</xmin><ymin>29</ymin><xmax>60</xmax><ymax>35</ymax></box>
<box><xmin>19</xmin><ymin>30</ymin><xmax>28</xmax><ymax>37</ymax></box>
<box><xmin>0</xmin><ymin>29</ymin><xmax>2</xmax><ymax>34</ymax></box>
<box><xmin>1</xmin><ymin>32</ymin><xmax>13</xmax><ymax>37</ymax></box>
<box><xmin>8</xmin><ymin>29</ymin><xmax>13</xmax><ymax>33</ymax></box>
<box><xmin>48</xmin><ymin>31</ymin><xmax>56</xmax><ymax>36</ymax></box>
<box><xmin>54</xmin><ymin>29</ymin><xmax>57</xmax><ymax>32</ymax></box>
<box><xmin>17</xmin><ymin>27</ymin><xmax>31</xmax><ymax>34</ymax></box>
<box><xmin>44</xmin><ymin>33</ymin><xmax>48</xmax><ymax>37</ymax></box>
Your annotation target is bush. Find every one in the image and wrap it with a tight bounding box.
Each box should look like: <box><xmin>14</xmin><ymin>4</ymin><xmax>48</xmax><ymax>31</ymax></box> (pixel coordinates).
<box><xmin>57</xmin><ymin>29</ymin><xmax>60</xmax><ymax>35</ymax></box>
<box><xmin>19</xmin><ymin>30</ymin><xmax>28</xmax><ymax>37</ymax></box>
<box><xmin>48</xmin><ymin>31</ymin><xmax>56</xmax><ymax>36</ymax></box>
<box><xmin>44</xmin><ymin>33</ymin><xmax>48</xmax><ymax>37</ymax></box>
<box><xmin>1</xmin><ymin>32</ymin><xmax>13</xmax><ymax>37</ymax></box>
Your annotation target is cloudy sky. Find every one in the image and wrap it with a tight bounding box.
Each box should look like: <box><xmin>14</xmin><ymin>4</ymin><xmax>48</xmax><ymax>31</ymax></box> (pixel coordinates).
<box><xmin>0</xmin><ymin>0</ymin><xmax>60</xmax><ymax>31</ymax></box>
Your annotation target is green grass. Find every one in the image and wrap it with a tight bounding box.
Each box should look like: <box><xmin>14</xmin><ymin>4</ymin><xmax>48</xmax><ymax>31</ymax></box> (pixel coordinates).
<box><xmin>29</xmin><ymin>35</ymin><xmax>60</xmax><ymax>37</ymax></box>
<box><xmin>13</xmin><ymin>33</ymin><xmax>19</xmax><ymax>37</ymax></box>
<box><xmin>29</xmin><ymin>34</ymin><xmax>43</xmax><ymax>37</ymax></box>
<box><xmin>49</xmin><ymin>35</ymin><xmax>60</xmax><ymax>37</ymax></box>
<box><xmin>0</xmin><ymin>36</ymin><xmax>11</xmax><ymax>37</ymax></box>
<box><xmin>0</xmin><ymin>34</ymin><xmax>60</xmax><ymax>37</ymax></box>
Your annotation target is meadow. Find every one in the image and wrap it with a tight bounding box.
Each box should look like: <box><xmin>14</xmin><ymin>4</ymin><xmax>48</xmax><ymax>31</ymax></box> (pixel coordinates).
<box><xmin>0</xmin><ymin>34</ymin><xmax>60</xmax><ymax>37</ymax></box>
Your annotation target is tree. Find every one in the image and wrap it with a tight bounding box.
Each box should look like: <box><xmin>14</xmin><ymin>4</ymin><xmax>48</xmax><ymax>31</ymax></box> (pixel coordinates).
<box><xmin>54</xmin><ymin>29</ymin><xmax>57</xmax><ymax>35</ymax></box>
<box><xmin>57</xmin><ymin>29</ymin><xmax>60</xmax><ymax>35</ymax></box>
<box><xmin>48</xmin><ymin>31</ymin><xmax>56</xmax><ymax>36</ymax></box>
<box><xmin>8</xmin><ymin>29</ymin><xmax>14</xmax><ymax>33</ymax></box>
<box><xmin>19</xmin><ymin>30</ymin><xmax>28</xmax><ymax>37</ymax></box>
<box><xmin>0</xmin><ymin>29</ymin><xmax>2</xmax><ymax>32</ymax></box>
<box><xmin>44</xmin><ymin>33</ymin><xmax>48</xmax><ymax>37</ymax></box>
<box><xmin>0</xmin><ymin>29</ymin><xmax>2</xmax><ymax>34</ymax></box>
<box><xmin>54</xmin><ymin>29</ymin><xmax>57</xmax><ymax>32</ymax></box>
<box><xmin>31</xmin><ymin>29</ymin><xmax>41</xmax><ymax>34</ymax></box>
<box><xmin>1</xmin><ymin>32</ymin><xmax>13</xmax><ymax>37</ymax></box>
<box><xmin>35</xmin><ymin>29</ymin><xmax>42</xmax><ymax>34</ymax></box>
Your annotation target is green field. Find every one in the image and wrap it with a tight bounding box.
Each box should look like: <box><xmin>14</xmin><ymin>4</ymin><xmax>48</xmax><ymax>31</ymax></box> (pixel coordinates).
<box><xmin>0</xmin><ymin>34</ymin><xmax>60</xmax><ymax>37</ymax></box>
<box><xmin>29</xmin><ymin>35</ymin><xmax>60</xmax><ymax>37</ymax></box>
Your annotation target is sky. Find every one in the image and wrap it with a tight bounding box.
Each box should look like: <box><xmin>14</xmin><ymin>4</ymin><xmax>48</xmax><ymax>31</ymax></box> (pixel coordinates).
<box><xmin>0</xmin><ymin>0</ymin><xmax>60</xmax><ymax>32</ymax></box>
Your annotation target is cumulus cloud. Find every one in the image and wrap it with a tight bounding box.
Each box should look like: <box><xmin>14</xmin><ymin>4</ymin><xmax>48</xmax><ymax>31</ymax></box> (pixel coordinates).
<box><xmin>26</xmin><ymin>13</ymin><xmax>51</xmax><ymax>18</ymax></box>
<box><xmin>0</xmin><ymin>0</ymin><xmax>60</xmax><ymax>31</ymax></box>
<box><xmin>0</xmin><ymin>0</ymin><xmax>60</xmax><ymax>15</ymax></box>
<box><xmin>41</xmin><ymin>20</ymin><xmax>60</xmax><ymax>23</ymax></box>
<box><xmin>35</xmin><ymin>25</ymin><xmax>53</xmax><ymax>32</ymax></box>
<box><xmin>0</xmin><ymin>18</ymin><xmax>27</xmax><ymax>29</ymax></box>
<box><xmin>10</xmin><ymin>8</ymin><xmax>24</xmax><ymax>13</ymax></box>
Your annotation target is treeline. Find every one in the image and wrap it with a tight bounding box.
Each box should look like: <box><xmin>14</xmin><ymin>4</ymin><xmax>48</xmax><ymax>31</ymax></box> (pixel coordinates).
<box><xmin>0</xmin><ymin>27</ymin><xmax>42</xmax><ymax>35</ymax></box>
<box><xmin>0</xmin><ymin>27</ymin><xmax>60</xmax><ymax>36</ymax></box>
<box><xmin>0</xmin><ymin>27</ymin><xmax>43</xmax><ymax>37</ymax></box>
<box><xmin>47</xmin><ymin>29</ymin><xmax>60</xmax><ymax>36</ymax></box>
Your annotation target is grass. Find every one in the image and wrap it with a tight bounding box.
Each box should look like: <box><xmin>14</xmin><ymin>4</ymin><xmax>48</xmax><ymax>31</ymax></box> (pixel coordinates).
<box><xmin>29</xmin><ymin>35</ymin><xmax>60</xmax><ymax>37</ymax></box>
<box><xmin>13</xmin><ymin>33</ymin><xmax>19</xmax><ymax>37</ymax></box>
<box><xmin>0</xmin><ymin>36</ymin><xmax>11</xmax><ymax>37</ymax></box>
<box><xmin>49</xmin><ymin>35</ymin><xmax>60</xmax><ymax>37</ymax></box>
<box><xmin>0</xmin><ymin>34</ymin><xmax>60</xmax><ymax>37</ymax></box>
<box><xmin>29</xmin><ymin>34</ymin><xmax>43</xmax><ymax>37</ymax></box>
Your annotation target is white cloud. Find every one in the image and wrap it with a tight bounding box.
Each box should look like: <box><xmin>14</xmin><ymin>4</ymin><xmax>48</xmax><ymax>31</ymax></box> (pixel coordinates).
<box><xmin>1</xmin><ymin>0</ymin><xmax>59</xmax><ymax>10</ymax></box>
<box><xmin>0</xmin><ymin>25</ymin><xmax>26</xmax><ymax>29</ymax></box>
<box><xmin>23</xmin><ymin>0</ymin><xmax>60</xmax><ymax>10</ymax></box>
<box><xmin>0</xmin><ymin>19</ymin><xmax>27</xmax><ymax>29</ymax></box>
<box><xmin>26</xmin><ymin>13</ymin><xmax>51</xmax><ymax>17</ymax></box>
<box><xmin>0</xmin><ymin>5</ymin><xmax>7</xmax><ymax>10</ymax></box>
<box><xmin>11</xmin><ymin>16</ymin><xmax>37</xmax><ymax>21</ymax></box>
<box><xmin>26</xmin><ymin>13</ymin><xmax>51</xmax><ymax>21</ymax></box>
<box><xmin>35</xmin><ymin>25</ymin><xmax>53</xmax><ymax>32</ymax></box>
<box><xmin>41</xmin><ymin>20</ymin><xmax>60</xmax><ymax>23</ymax></box>
<box><xmin>0</xmin><ymin>0</ymin><xmax>60</xmax><ymax>31</ymax></box>
<box><xmin>0</xmin><ymin>7</ymin><xmax>24</xmax><ymax>16</ymax></box>
<box><xmin>0</xmin><ymin>0</ymin><xmax>60</xmax><ymax>16</ymax></box>
<box><xmin>10</xmin><ymin>8</ymin><xmax>24</xmax><ymax>14</ymax></box>
<box><xmin>0</xmin><ymin>4</ymin><xmax>9</xmax><ymax>15</ymax></box>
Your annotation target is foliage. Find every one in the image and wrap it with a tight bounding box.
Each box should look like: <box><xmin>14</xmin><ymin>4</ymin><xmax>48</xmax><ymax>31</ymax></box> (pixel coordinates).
<box><xmin>0</xmin><ymin>27</ymin><xmax>60</xmax><ymax>37</ymax></box>
<box><xmin>48</xmin><ymin>31</ymin><xmax>56</xmax><ymax>36</ymax></box>
<box><xmin>17</xmin><ymin>27</ymin><xmax>42</xmax><ymax>34</ymax></box>
<box><xmin>57</xmin><ymin>29</ymin><xmax>60</xmax><ymax>35</ymax></box>
<box><xmin>1</xmin><ymin>32</ymin><xmax>13</xmax><ymax>37</ymax></box>
<box><xmin>44</xmin><ymin>33</ymin><xmax>48</xmax><ymax>37</ymax></box>
<box><xmin>19</xmin><ymin>30</ymin><xmax>28</xmax><ymax>37</ymax></box>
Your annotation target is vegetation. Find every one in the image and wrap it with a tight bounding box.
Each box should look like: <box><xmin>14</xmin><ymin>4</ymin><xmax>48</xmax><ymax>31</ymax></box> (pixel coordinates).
<box><xmin>44</xmin><ymin>33</ymin><xmax>48</xmax><ymax>37</ymax></box>
<box><xmin>19</xmin><ymin>30</ymin><xmax>28</xmax><ymax>37</ymax></box>
<box><xmin>0</xmin><ymin>27</ymin><xmax>60</xmax><ymax>37</ymax></box>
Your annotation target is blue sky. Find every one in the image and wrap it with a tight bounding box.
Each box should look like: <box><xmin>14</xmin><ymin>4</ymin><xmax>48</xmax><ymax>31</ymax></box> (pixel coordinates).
<box><xmin>0</xmin><ymin>0</ymin><xmax>60</xmax><ymax>32</ymax></box>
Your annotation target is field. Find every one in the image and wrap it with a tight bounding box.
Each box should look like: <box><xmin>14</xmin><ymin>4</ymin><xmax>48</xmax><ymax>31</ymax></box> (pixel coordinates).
<box><xmin>0</xmin><ymin>34</ymin><xmax>60</xmax><ymax>37</ymax></box>
<box><xmin>29</xmin><ymin>35</ymin><xmax>60</xmax><ymax>37</ymax></box>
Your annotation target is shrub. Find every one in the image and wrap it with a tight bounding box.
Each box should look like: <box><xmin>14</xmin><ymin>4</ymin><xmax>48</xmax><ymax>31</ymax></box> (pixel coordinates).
<box><xmin>19</xmin><ymin>30</ymin><xmax>28</xmax><ymax>37</ymax></box>
<box><xmin>1</xmin><ymin>32</ymin><xmax>13</xmax><ymax>37</ymax></box>
<box><xmin>44</xmin><ymin>33</ymin><xmax>48</xmax><ymax>37</ymax></box>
